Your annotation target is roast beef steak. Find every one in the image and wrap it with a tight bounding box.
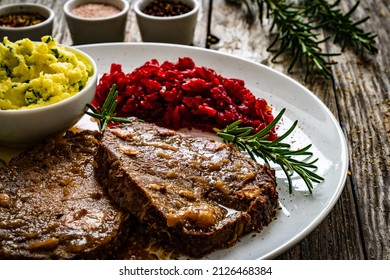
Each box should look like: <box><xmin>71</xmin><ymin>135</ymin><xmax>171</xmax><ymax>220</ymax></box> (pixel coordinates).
<box><xmin>95</xmin><ymin>120</ymin><xmax>278</xmax><ymax>257</ymax></box>
<box><xmin>0</xmin><ymin>131</ymin><xmax>130</xmax><ymax>259</ymax></box>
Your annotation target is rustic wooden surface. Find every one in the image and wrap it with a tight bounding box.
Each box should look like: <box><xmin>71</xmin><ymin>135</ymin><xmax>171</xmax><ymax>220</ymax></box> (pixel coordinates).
<box><xmin>1</xmin><ymin>0</ymin><xmax>388</xmax><ymax>260</ymax></box>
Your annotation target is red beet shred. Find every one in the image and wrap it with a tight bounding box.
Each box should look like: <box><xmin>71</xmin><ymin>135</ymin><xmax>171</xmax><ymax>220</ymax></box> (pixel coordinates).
<box><xmin>93</xmin><ymin>57</ymin><xmax>277</xmax><ymax>140</ymax></box>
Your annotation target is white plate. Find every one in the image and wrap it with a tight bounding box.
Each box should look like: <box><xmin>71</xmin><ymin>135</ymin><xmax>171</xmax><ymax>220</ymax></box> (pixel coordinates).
<box><xmin>1</xmin><ymin>42</ymin><xmax>347</xmax><ymax>260</ymax></box>
<box><xmin>76</xmin><ymin>43</ymin><xmax>349</xmax><ymax>260</ymax></box>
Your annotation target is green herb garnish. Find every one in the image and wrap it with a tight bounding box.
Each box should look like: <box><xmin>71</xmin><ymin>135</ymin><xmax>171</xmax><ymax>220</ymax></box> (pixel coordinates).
<box><xmin>214</xmin><ymin>108</ymin><xmax>324</xmax><ymax>193</ymax></box>
<box><xmin>51</xmin><ymin>48</ymin><xmax>60</xmax><ymax>59</ymax></box>
<box><xmin>304</xmin><ymin>0</ymin><xmax>378</xmax><ymax>55</ymax></box>
<box><xmin>227</xmin><ymin>0</ymin><xmax>378</xmax><ymax>80</ymax></box>
<box><xmin>84</xmin><ymin>84</ymin><xmax>131</xmax><ymax>131</ymax></box>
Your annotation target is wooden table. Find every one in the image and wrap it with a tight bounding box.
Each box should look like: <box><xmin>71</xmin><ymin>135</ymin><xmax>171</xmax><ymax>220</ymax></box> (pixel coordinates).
<box><xmin>1</xmin><ymin>0</ymin><xmax>388</xmax><ymax>260</ymax></box>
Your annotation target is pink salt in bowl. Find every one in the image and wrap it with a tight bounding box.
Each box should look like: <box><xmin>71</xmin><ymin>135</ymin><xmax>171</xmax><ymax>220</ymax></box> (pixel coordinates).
<box><xmin>63</xmin><ymin>0</ymin><xmax>129</xmax><ymax>45</ymax></box>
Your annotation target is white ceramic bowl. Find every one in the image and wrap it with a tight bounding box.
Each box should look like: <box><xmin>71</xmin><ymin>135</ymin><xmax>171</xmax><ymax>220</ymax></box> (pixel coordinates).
<box><xmin>0</xmin><ymin>3</ymin><xmax>54</xmax><ymax>42</ymax></box>
<box><xmin>134</xmin><ymin>0</ymin><xmax>199</xmax><ymax>45</ymax></box>
<box><xmin>0</xmin><ymin>46</ymin><xmax>97</xmax><ymax>148</ymax></box>
<box><xmin>63</xmin><ymin>0</ymin><xmax>129</xmax><ymax>45</ymax></box>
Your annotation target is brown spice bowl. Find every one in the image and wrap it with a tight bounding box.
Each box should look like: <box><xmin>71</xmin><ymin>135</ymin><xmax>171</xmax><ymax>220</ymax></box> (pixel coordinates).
<box><xmin>0</xmin><ymin>3</ymin><xmax>54</xmax><ymax>42</ymax></box>
<box><xmin>63</xmin><ymin>0</ymin><xmax>130</xmax><ymax>45</ymax></box>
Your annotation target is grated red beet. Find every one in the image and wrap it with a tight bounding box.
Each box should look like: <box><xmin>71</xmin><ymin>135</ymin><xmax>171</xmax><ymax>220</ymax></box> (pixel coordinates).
<box><xmin>92</xmin><ymin>57</ymin><xmax>277</xmax><ymax>139</ymax></box>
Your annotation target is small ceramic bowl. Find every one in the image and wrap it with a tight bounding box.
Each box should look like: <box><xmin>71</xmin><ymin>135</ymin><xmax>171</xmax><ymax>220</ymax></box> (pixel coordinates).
<box><xmin>63</xmin><ymin>0</ymin><xmax>129</xmax><ymax>45</ymax></box>
<box><xmin>0</xmin><ymin>45</ymin><xmax>97</xmax><ymax>148</ymax></box>
<box><xmin>134</xmin><ymin>0</ymin><xmax>199</xmax><ymax>45</ymax></box>
<box><xmin>0</xmin><ymin>3</ymin><xmax>54</xmax><ymax>42</ymax></box>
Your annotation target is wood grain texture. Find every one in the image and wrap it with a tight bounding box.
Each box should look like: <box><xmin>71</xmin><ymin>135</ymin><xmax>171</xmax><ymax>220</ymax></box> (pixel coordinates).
<box><xmin>208</xmin><ymin>0</ymin><xmax>389</xmax><ymax>260</ymax></box>
<box><xmin>327</xmin><ymin>0</ymin><xmax>390</xmax><ymax>260</ymax></box>
<box><xmin>0</xmin><ymin>0</ymin><xmax>388</xmax><ymax>260</ymax></box>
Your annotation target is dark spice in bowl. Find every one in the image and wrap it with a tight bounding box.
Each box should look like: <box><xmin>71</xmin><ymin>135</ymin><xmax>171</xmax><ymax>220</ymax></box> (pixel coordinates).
<box><xmin>142</xmin><ymin>0</ymin><xmax>192</xmax><ymax>17</ymax></box>
<box><xmin>0</xmin><ymin>12</ymin><xmax>46</xmax><ymax>27</ymax></box>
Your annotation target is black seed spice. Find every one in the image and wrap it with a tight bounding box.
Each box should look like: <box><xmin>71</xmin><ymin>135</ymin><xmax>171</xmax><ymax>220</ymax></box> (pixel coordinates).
<box><xmin>142</xmin><ymin>0</ymin><xmax>192</xmax><ymax>17</ymax></box>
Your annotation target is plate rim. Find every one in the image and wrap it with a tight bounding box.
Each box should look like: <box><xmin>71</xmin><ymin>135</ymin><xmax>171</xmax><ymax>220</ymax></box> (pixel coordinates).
<box><xmin>77</xmin><ymin>42</ymin><xmax>349</xmax><ymax>259</ymax></box>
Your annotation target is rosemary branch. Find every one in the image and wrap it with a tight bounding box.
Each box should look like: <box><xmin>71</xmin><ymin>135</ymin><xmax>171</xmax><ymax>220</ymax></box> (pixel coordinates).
<box><xmin>265</xmin><ymin>0</ymin><xmax>339</xmax><ymax>81</ymax></box>
<box><xmin>303</xmin><ymin>0</ymin><xmax>378</xmax><ymax>55</ymax></box>
<box><xmin>214</xmin><ymin>108</ymin><xmax>324</xmax><ymax>193</ymax></box>
<box><xmin>227</xmin><ymin>0</ymin><xmax>378</xmax><ymax>80</ymax></box>
<box><xmin>84</xmin><ymin>84</ymin><xmax>132</xmax><ymax>131</ymax></box>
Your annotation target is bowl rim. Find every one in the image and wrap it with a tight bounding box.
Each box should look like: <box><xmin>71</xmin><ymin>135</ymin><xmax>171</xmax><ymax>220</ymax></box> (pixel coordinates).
<box><xmin>63</xmin><ymin>0</ymin><xmax>130</xmax><ymax>22</ymax></box>
<box><xmin>0</xmin><ymin>3</ymin><xmax>55</xmax><ymax>31</ymax></box>
<box><xmin>134</xmin><ymin>0</ymin><xmax>200</xmax><ymax>21</ymax></box>
<box><xmin>0</xmin><ymin>45</ymin><xmax>97</xmax><ymax>115</ymax></box>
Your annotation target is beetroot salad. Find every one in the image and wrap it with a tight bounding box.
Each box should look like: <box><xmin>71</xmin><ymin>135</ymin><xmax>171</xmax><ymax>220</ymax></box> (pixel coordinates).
<box><xmin>92</xmin><ymin>57</ymin><xmax>277</xmax><ymax>140</ymax></box>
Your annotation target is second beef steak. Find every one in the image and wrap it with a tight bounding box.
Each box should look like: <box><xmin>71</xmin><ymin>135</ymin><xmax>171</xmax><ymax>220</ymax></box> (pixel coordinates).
<box><xmin>95</xmin><ymin>120</ymin><xmax>278</xmax><ymax>257</ymax></box>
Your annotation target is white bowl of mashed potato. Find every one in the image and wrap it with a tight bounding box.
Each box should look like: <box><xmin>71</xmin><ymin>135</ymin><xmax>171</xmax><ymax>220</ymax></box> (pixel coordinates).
<box><xmin>0</xmin><ymin>36</ymin><xmax>97</xmax><ymax>148</ymax></box>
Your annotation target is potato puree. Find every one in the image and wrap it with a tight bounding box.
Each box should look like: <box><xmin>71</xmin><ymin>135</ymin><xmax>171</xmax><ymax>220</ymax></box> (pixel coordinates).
<box><xmin>0</xmin><ymin>36</ymin><xmax>93</xmax><ymax>110</ymax></box>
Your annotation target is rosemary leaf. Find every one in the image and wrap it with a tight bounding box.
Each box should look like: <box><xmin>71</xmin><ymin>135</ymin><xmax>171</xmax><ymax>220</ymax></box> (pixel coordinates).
<box><xmin>227</xmin><ymin>0</ymin><xmax>377</xmax><ymax>80</ymax></box>
<box><xmin>84</xmin><ymin>84</ymin><xmax>132</xmax><ymax>131</ymax></box>
<box><xmin>303</xmin><ymin>0</ymin><xmax>378</xmax><ymax>55</ymax></box>
<box><xmin>214</xmin><ymin>109</ymin><xmax>324</xmax><ymax>193</ymax></box>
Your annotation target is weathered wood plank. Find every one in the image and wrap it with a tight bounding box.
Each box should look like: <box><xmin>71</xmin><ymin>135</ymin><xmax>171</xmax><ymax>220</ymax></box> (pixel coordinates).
<box><xmin>326</xmin><ymin>0</ymin><xmax>390</xmax><ymax>260</ymax></box>
<box><xmin>207</xmin><ymin>0</ymin><xmax>375</xmax><ymax>260</ymax></box>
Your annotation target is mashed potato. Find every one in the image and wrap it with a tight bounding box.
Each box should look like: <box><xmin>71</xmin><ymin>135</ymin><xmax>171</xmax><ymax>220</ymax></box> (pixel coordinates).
<box><xmin>0</xmin><ymin>36</ymin><xmax>93</xmax><ymax>110</ymax></box>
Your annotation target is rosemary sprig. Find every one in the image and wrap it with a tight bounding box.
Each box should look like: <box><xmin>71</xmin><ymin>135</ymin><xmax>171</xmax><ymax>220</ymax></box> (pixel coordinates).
<box><xmin>226</xmin><ymin>0</ymin><xmax>378</xmax><ymax>80</ymax></box>
<box><xmin>84</xmin><ymin>84</ymin><xmax>131</xmax><ymax>131</ymax></box>
<box><xmin>265</xmin><ymin>0</ymin><xmax>339</xmax><ymax>81</ymax></box>
<box><xmin>303</xmin><ymin>0</ymin><xmax>378</xmax><ymax>55</ymax></box>
<box><xmin>214</xmin><ymin>108</ymin><xmax>324</xmax><ymax>193</ymax></box>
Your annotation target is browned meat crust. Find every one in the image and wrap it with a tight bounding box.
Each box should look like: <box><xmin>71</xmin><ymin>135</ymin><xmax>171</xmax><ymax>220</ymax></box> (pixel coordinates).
<box><xmin>95</xmin><ymin>120</ymin><xmax>278</xmax><ymax>257</ymax></box>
